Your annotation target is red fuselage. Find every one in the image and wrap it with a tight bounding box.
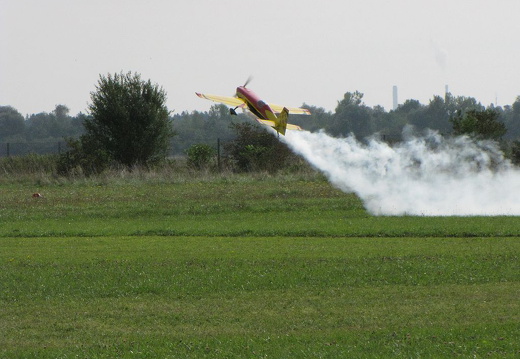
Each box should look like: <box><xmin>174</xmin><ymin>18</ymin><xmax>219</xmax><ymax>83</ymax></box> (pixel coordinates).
<box><xmin>236</xmin><ymin>86</ymin><xmax>274</xmax><ymax>121</ymax></box>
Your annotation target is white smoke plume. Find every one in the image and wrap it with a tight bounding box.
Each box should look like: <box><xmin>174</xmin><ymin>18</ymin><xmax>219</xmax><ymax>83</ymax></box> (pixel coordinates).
<box><xmin>430</xmin><ymin>38</ymin><xmax>448</xmax><ymax>72</ymax></box>
<box><xmin>282</xmin><ymin>129</ymin><xmax>520</xmax><ymax>216</ymax></box>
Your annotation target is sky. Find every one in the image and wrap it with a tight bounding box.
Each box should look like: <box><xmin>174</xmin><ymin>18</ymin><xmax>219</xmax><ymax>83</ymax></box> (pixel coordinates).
<box><xmin>2</xmin><ymin>0</ymin><xmax>520</xmax><ymax>116</ymax></box>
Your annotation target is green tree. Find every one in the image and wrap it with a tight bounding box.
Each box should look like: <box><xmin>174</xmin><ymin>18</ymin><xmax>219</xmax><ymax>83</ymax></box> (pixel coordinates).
<box><xmin>445</xmin><ymin>93</ymin><xmax>483</xmax><ymax>117</ymax></box>
<box><xmin>327</xmin><ymin>91</ymin><xmax>373</xmax><ymax>139</ymax></box>
<box><xmin>171</xmin><ymin>104</ymin><xmax>247</xmax><ymax>155</ymax></box>
<box><xmin>25</xmin><ymin>104</ymin><xmax>83</xmax><ymax>140</ymax></box>
<box><xmin>451</xmin><ymin>108</ymin><xmax>506</xmax><ymax>140</ymax></box>
<box><xmin>289</xmin><ymin>104</ymin><xmax>332</xmax><ymax>132</ymax></box>
<box><xmin>414</xmin><ymin>96</ymin><xmax>451</xmax><ymax>134</ymax></box>
<box><xmin>0</xmin><ymin>106</ymin><xmax>25</xmax><ymax>140</ymax></box>
<box><xmin>25</xmin><ymin>112</ymin><xmax>55</xmax><ymax>140</ymax></box>
<box><xmin>53</xmin><ymin>104</ymin><xmax>70</xmax><ymax>121</ymax></box>
<box><xmin>224</xmin><ymin>123</ymin><xmax>295</xmax><ymax>172</ymax></box>
<box><xmin>502</xmin><ymin>96</ymin><xmax>520</xmax><ymax>139</ymax></box>
<box><xmin>85</xmin><ymin>71</ymin><xmax>173</xmax><ymax>168</ymax></box>
<box><xmin>52</xmin><ymin>105</ymin><xmax>74</xmax><ymax>137</ymax></box>
<box><xmin>514</xmin><ymin>97</ymin><xmax>520</xmax><ymax>120</ymax></box>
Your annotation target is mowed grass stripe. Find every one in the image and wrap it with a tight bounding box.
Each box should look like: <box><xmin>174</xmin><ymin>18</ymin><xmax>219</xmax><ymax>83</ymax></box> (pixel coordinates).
<box><xmin>2</xmin><ymin>284</ymin><xmax>518</xmax><ymax>355</ymax></box>
<box><xmin>3</xmin><ymin>178</ymin><xmax>520</xmax><ymax>238</ymax></box>
<box><xmin>2</xmin><ymin>237</ymin><xmax>519</xmax><ymax>300</ymax></box>
<box><xmin>1</xmin><ymin>236</ymin><xmax>519</xmax><ymax>357</ymax></box>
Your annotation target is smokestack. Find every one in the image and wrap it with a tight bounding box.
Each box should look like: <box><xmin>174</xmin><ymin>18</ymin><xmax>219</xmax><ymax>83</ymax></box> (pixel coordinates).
<box><xmin>392</xmin><ymin>86</ymin><xmax>398</xmax><ymax>110</ymax></box>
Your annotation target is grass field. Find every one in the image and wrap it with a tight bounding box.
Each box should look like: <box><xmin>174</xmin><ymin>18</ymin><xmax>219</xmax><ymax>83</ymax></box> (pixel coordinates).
<box><xmin>1</xmin><ymin>172</ymin><xmax>519</xmax><ymax>358</ymax></box>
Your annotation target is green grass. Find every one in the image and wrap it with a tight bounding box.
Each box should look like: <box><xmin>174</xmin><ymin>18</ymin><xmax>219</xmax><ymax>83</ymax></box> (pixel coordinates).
<box><xmin>2</xmin><ymin>175</ymin><xmax>520</xmax><ymax>238</ymax></box>
<box><xmin>1</xmin><ymin>174</ymin><xmax>520</xmax><ymax>357</ymax></box>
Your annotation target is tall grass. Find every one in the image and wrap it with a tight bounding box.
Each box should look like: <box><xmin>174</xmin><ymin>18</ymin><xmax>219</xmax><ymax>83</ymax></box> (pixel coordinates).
<box><xmin>0</xmin><ymin>153</ymin><xmax>320</xmax><ymax>186</ymax></box>
<box><xmin>0</xmin><ymin>154</ymin><xmax>58</xmax><ymax>183</ymax></box>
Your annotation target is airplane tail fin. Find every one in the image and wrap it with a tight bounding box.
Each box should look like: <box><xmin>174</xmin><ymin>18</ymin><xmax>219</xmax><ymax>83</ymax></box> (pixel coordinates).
<box><xmin>276</xmin><ymin>107</ymin><xmax>289</xmax><ymax>136</ymax></box>
<box><xmin>257</xmin><ymin>107</ymin><xmax>301</xmax><ymax>136</ymax></box>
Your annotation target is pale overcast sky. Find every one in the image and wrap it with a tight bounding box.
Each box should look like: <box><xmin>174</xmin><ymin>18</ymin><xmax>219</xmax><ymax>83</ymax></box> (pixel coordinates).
<box><xmin>2</xmin><ymin>0</ymin><xmax>520</xmax><ymax>116</ymax></box>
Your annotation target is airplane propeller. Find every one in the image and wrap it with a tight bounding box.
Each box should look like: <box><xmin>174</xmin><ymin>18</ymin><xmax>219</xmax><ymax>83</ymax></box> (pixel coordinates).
<box><xmin>230</xmin><ymin>76</ymin><xmax>253</xmax><ymax>116</ymax></box>
<box><xmin>243</xmin><ymin>75</ymin><xmax>253</xmax><ymax>88</ymax></box>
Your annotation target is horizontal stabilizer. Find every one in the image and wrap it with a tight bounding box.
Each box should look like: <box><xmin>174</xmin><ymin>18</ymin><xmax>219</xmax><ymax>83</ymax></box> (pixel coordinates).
<box><xmin>255</xmin><ymin>118</ymin><xmax>302</xmax><ymax>132</ymax></box>
<box><xmin>286</xmin><ymin>123</ymin><xmax>303</xmax><ymax>130</ymax></box>
<box><xmin>256</xmin><ymin>119</ymin><xmax>277</xmax><ymax>127</ymax></box>
<box><xmin>269</xmin><ymin>103</ymin><xmax>311</xmax><ymax>115</ymax></box>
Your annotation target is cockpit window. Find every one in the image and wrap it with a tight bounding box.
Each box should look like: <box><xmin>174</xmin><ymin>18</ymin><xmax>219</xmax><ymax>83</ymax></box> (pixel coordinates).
<box><xmin>257</xmin><ymin>100</ymin><xmax>266</xmax><ymax>107</ymax></box>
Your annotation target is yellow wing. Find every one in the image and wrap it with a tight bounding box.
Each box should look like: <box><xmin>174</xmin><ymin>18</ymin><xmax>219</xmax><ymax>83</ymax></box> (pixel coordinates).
<box><xmin>196</xmin><ymin>92</ymin><xmax>246</xmax><ymax>108</ymax></box>
<box><xmin>268</xmin><ymin>103</ymin><xmax>311</xmax><ymax>115</ymax></box>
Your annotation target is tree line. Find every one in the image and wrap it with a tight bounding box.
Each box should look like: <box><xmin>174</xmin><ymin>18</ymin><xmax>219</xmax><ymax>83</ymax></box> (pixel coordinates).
<box><xmin>3</xmin><ymin>92</ymin><xmax>520</xmax><ymax>148</ymax></box>
<box><xmin>2</xmin><ymin>71</ymin><xmax>520</xmax><ymax>168</ymax></box>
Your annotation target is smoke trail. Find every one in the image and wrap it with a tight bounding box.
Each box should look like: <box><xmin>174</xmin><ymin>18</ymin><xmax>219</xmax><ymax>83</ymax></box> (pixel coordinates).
<box><xmin>282</xmin><ymin>129</ymin><xmax>520</xmax><ymax>216</ymax></box>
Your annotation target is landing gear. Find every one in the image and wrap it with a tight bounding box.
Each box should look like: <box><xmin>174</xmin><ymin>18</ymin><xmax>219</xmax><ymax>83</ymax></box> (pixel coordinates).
<box><xmin>229</xmin><ymin>107</ymin><xmax>238</xmax><ymax>116</ymax></box>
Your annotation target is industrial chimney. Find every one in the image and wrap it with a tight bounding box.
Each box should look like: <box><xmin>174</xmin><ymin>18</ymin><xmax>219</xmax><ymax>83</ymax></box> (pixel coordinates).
<box><xmin>392</xmin><ymin>86</ymin><xmax>398</xmax><ymax>110</ymax></box>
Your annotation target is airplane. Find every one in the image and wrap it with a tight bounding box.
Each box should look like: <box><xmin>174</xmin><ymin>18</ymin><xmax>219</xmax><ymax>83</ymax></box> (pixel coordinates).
<box><xmin>196</xmin><ymin>79</ymin><xmax>311</xmax><ymax>136</ymax></box>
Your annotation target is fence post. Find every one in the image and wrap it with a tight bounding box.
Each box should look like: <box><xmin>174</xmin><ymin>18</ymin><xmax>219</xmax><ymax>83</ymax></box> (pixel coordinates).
<box><xmin>217</xmin><ymin>138</ymin><xmax>221</xmax><ymax>172</ymax></box>
<box><xmin>6</xmin><ymin>143</ymin><xmax>9</xmax><ymax>157</ymax></box>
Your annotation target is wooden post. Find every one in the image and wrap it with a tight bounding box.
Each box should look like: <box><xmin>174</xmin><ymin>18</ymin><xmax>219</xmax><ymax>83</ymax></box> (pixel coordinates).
<box><xmin>217</xmin><ymin>138</ymin><xmax>221</xmax><ymax>172</ymax></box>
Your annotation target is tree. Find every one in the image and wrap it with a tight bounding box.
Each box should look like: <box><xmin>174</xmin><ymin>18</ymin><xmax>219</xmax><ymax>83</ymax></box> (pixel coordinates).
<box><xmin>0</xmin><ymin>106</ymin><xmax>25</xmax><ymax>139</ymax></box>
<box><xmin>451</xmin><ymin>108</ymin><xmax>506</xmax><ymax>140</ymax></box>
<box><xmin>397</xmin><ymin>99</ymin><xmax>423</xmax><ymax>114</ymax></box>
<box><xmin>327</xmin><ymin>91</ymin><xmax>373</xmax><ymax>139</ymax></box>
<box><xmin>25</xmin><ymin>112</ymin><xmax>55</xmax><ymax>140</ymax></box>
<box><xmin>224</xmin><ymin>123</ymin><xmax>295</xmax><ymax>172</ymax></box>
<box><xmin>414</xmin><ymin>96</ymin><xmax>451</xmax><ymax>134</ymax></box>
<box><xmin>289</xmin><ymin>104</ymin><xmax>332</xmax><ymax>132</ymax></box>
<box><xmin>514</xmin><ymin>96</ymin><xmax>520</xmax><ymax>119</ymax></box>
<box><xmin>502</xmin><ymin>96</ymin><xmax>520</xmax><ymax>139</ymax></box>
<box><xmin>26</xmin><ymin>105</ymin><xmax>83</xmax><ymax>140</ymax></box>
<box><xmin>445</xmin><ymin>93</ymin><xmax>483</xmax><ymax>117</ymax></box>
<box><xmin>84</xmin><ymin>71</ymin><xmax>173</xmax><ymax>168</ymax></box>
<box><xmin>171</xmin><ymin>104</ymin><xmax>248</xmax><ymax>155</ymax></box>
<box><xmin>382</xmin><ymin>100</ymin><xmax>424</xmax><ymax>139</ymax></box>
<box><xmin>53</xmin><ymin>104</ymin><xmax>70</xmax><ymax>120</ymax></box>
<box><xmin>510</xmin><ymin>140</ymin><xmax>520</xmax><ymax>165</ymax></box>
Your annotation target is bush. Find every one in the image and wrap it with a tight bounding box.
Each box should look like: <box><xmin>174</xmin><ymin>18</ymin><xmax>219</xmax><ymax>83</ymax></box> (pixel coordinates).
<box><xmin>56</xmin><ymin>137</ymin><xmax>111</xmax><ymax>177</ymax></box>
<box><xmin>224</xmin><ymin>123</ymin><xmax>296</xmax><ymax>172</ymax></box>
<box><xmin>186</xmin><ymin>144</ymin><xmax>215</xmax><ymax>170</ymax></box>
